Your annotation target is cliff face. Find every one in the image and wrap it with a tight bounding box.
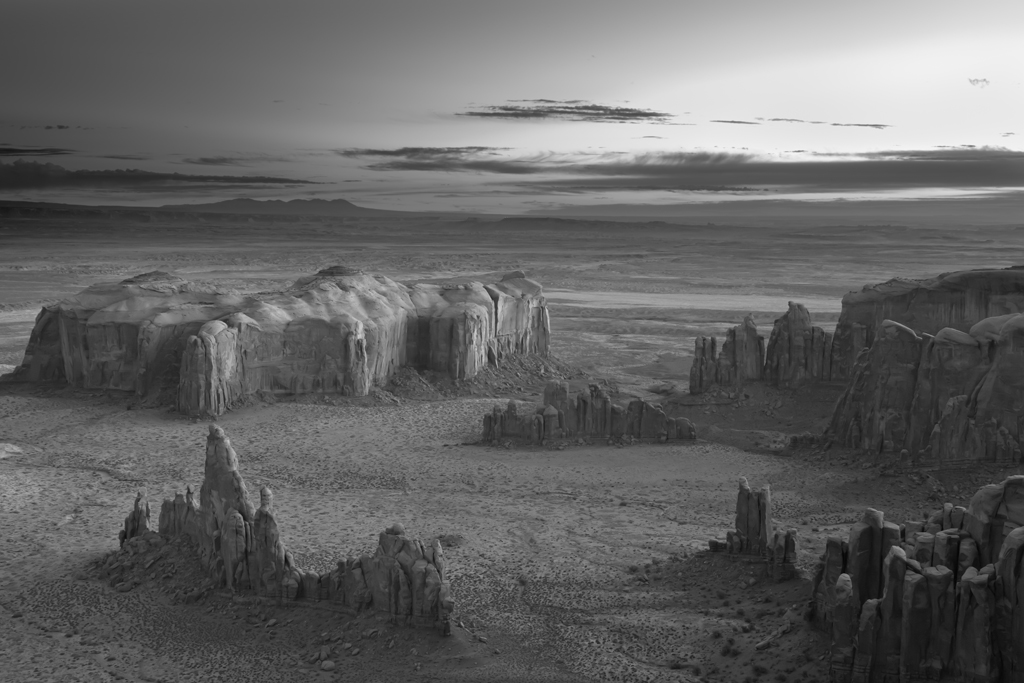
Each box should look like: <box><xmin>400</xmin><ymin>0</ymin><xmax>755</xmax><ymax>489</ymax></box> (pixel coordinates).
<box><xmin>4</xmin><ymin>267</ymin><xmax>551</xmax><ymax>417</ymax></box>
<box><xmin>814</xmin><ymin>476</ymin><xmax>1024</xmax><ymax>683</ymax></box>
<box><xmin>830</xmin><ymin>268</ymin><xmax>1024</xmax><ymax>383</ymax></box>
<box><xmin>828</xmin><ymin>312</ymin><xmax>1024</xmax><ymax>467</ymax></box>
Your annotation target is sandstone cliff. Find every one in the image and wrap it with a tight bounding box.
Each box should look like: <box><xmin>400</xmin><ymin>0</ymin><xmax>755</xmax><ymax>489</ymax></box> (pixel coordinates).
<box><xmin>3</xmin><ymin>267</ymin><xmax>550</xmax><ymax>417</ymax></box>
<box><xmin>830</xmin><ymin>267</ymin><xmax>1024</xmax><ymax>382</ymax></box>
<box><xmin>120</xmin><ymin>424</ymin><xmax>454</xmax><ymax>632</ymax></box>
<box><xmin>828</xmin><ymin>312</ymin><xmax>1024</xmax><ymax>467</ymax></box>
<box><xmin>813</xmin><ymin>476</ymin><xmax>1024</xmax><ymax>682</ymax></box>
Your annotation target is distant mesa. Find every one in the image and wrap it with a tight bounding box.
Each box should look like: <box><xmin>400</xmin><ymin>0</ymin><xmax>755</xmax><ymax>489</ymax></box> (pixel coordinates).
<box><xmin>1</xmin><ymin>267</ymin><xmax>550</xmax><ymax>417</ymax></box>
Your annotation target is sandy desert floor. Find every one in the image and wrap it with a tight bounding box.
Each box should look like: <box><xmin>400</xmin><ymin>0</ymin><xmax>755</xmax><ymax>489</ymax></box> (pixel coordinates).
<box><xmin>2</xmin><ymin>213</ymin><xmax>1023</xmax><ymax>682</ymax></box>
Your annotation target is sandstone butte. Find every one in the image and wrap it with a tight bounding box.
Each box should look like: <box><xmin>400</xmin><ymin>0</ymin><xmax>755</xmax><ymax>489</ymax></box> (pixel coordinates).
<box><xmin>1</xmin><ymin>266</ymin><xmax>550</xmax><ymax>417</ymax></box>
<box><xmin>116</xmin><ymin>424</ymin><xmax>454</xmax><ymax>632</ymax></box>
<box><xmin>691</xmin><ymin>267</ymin><xmax>1024</xmax><ymax>397</ymax></box>
<box><xmin>686</xmin><ymin>267</ymin><xmax>1024</xmax><ymax>468</ymax></box>
<box><xmin>811</xmin><ymin>475</ymin><xmax>1024</xmax><ymax>683</ymax></box>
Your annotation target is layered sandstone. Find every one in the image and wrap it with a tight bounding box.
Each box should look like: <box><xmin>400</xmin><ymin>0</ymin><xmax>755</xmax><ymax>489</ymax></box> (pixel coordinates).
<box><xmin>830</xmin><ymin>267</ymin><xmax>1024</xmax><ymax>383</ymax></box>
<box><xmin>481</xmin><ymin>381</ymin><xmax>697</xmax><ymax>444</ymax></box>
<box><xmin>120</xmin><ymin>424</ymin><xmax>454</xmax><ymax>631</ymax></box>
<box><xmin>814</xmin><ymin>476</ymin><xmax>1024</xmax><ymax>682</ymax></box>
<box><xmin>2</xmin><ymin>267</ymin><xmax>550</xmax><ymax>417</ymax></box>
<box><xmin>827</xmin><ymin>312</ymin><xmax>1024</xmax><ymax>467</ymax></box>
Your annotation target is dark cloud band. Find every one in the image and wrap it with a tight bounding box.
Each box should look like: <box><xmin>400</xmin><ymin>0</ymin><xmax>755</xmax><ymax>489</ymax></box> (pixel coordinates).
<box><xmin>457</xmin><ymin>100</ymin><xmax>673</xmax><ymax>123</ymax></box>
<box><xmin>0</xmin><ymin>159</ymin><xmax>319</xmax><ymax>190</ymax></box>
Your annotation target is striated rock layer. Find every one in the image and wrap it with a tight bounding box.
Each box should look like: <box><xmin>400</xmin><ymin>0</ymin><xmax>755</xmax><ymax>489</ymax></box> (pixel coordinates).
<box><xmin>121</xmin><ymin>424</ymin><xmax>454</xmax><ymax>631</ymax></box>
<box><xmin>481</xmin><ymin>380</ymin><xmax>697</xmax><ymax>444</ymax></box>
<box><xmin>814</xmin><ymin>476</ymin><xmax>1024</xmax><ymax>683</ymax></box>
<box><xmin>830</xmin><ymin>267</ymin><xmax>1024</xmax><ymax>383</ymax></box>
<box><xmin>3</xmin><ymin>267</ymin><xmax>550</xmax><ymax>417</ymax></box>
<box><xmin>828</xmin><ymin>312</ymin><xmax>1024</xmax><ymax>467</ymax></box>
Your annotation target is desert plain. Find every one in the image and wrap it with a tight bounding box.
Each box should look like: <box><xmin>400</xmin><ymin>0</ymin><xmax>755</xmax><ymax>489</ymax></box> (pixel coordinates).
<box><xmin>2</xmin><ymin>204</ymin><xmax>1024</xmax><ymax>682</ymax></box>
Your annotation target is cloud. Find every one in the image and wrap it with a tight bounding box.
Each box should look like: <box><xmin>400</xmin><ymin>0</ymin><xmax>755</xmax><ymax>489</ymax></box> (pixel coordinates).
<box><xmin>0</xmin><ymin>159</ymin><xmax>320</xmax><ymax>190</ymax></box>
<box><xmin>831</xmin><ymin>122</ymin><xmax>891</xmax><ymax>130</ymax></box>
<box><xmin>710</xmin><ymin>120</ymin><xmax>761</xmax><ymax>125</ymax></box>
<box><xmin>969</xmin><ymin>78</ymin><xmax>990</xmax><ymax>87</ymax></box>
<box><xmin>457</xmin><ymin>100</ymin><xmax>674</xmax><ymax>123</ymax></box>
<box><xmin>181</xmin><ymin>153</ymin><xmax>298</xmax><ymax>166</ymax></box>
<box><xmin>340</xmin><ymin>146</ymin><xmax>531</xmax><ymax>173</ymax></box>
<box><xmin>97</xmin><ymin>153</ymin><xmax>152</xmax><ymax>161</ymax></box>
<box><xmin>341</xmin><ymin>146</ymin><xmax>1022</xmax><ymax>196</ymax></box>
<box><xmin>1003</xmin><ymin>132</ymin><xmax>1016</xmax><ymax>137</ymax></box>
<box><xmin>0</xmin><ymin>144</ymin><xmax>74</xmax><ymax>156</ymax></box>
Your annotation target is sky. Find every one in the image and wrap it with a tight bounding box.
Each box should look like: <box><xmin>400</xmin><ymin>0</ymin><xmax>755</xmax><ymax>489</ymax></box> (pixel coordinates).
<box><xmin>1</xmin><ymin>0</ymin><xmax>1022</xmax><ymax>213</ymax></box>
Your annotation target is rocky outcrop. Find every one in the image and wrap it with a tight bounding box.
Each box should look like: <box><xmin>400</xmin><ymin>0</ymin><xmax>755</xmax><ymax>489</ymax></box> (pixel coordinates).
<box><xmin>708</xmin><ymin>477</ymin><xmax>798</xmax><ymax>581</ymax></box>
<box><xmin>813</xmin><ymin>476</ymin><xmax>1024</xmax><ymax>682</ymax></box>
<box><xmin>689</xmin><ymin>315</ymin><xmax>764</xmax><ymax>394</ymax></box>
<box><xmin>689</xmin><ymin>305</ymin><xmax>834</xmax><ymax>394</ymax></box>
<box><xmin>830</xmin><ymin>267</ymin><xmax>1024</xmax><ymax>383</ymax></box>
<box><xmin>763</xmin><ymin>302</ymin><xmax>834</xmax><ymax>389</ymax></box>
<box><xmin>2</xmin><ymin>268</ymin><xmax>550</xmax><ymax>418</ymax></box>
<box><xmin>121</xmin><ymin>424</ymin><xmax>454</xmax><ymax>632</ymax></box>
<box><xmin>481</xmin><ymin>381</ymin><xmax>697</xmax><ymax>444</ymax></box>
<box><xmin>828</xmin><ymin>312</ymin><xmax>1024</xmax><ymax>467</ymax></box>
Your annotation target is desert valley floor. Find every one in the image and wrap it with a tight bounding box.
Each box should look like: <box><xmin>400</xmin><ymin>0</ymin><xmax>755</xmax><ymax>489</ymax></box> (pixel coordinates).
<box><xmin>2</xmin><ymin>210</ymin><xmax>1024</xmax><ymax>682</ymax></box>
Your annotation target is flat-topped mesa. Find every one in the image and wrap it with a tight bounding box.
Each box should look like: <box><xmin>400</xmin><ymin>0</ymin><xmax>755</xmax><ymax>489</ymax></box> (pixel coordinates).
<box><xmin>482</xmin><ymin>380</ymin><xmax>697</xmax><ymax>444</ymax></box>
<box><xmin>827</xmin><ymin>312</ymin><xmax>1024</xmax><ymax>467</ymax></box>
<box><xmin>688</xmin><ymin>304</ymin><xmax>833</xmax><ymax>395</ymax></box>
<box><xmin>2</xmin><ymin>267</ymin><xmax>550</xmax><ymax>417</ymax></box>
<box><xmin>830</xmin><ymin>266</ymin><xmax>1024</xmax><ymax>383</ymax></box>
<box><xmin>122</xmin><ymin>424</ymin><xmax>454</xmax><ymax>632</ymax></box>
<box><xmin>813</xmin><ymin>476</ymin><xmax>1024</xmax><ymax>683</ymax></box>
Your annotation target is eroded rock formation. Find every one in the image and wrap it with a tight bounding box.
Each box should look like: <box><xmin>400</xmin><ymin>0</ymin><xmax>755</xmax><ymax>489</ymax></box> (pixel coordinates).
<box><xmin>2</xmin><ymin>268</ymin><xmax>549</xmax><ymax>418</ymax></box>
<box><xmin>813</xmin><ymin>476</ymin><xmax>1024</xmax><ymax>682</ymax></box>
<box><xmin>481</xmin><ymin>381</ymin><xmax>697</xmax><ymax>444</ymax></box>
<box><xmin>828</xmin><ymin>312</ymin><xmax>1024</xmax><ymax>467</ymax></box>
<box><xmin>121</xmin><ymin>424</ymin><xmax>454</xmax><ymax>632</ymax></box>
<box><xmin>689</xmin><ymin>304</ymin><xmax>834</xmax><ymax>394</ymax></box>
<box><xmin>830</xmin><ymin>267</ymin><xmax>1024</xmax><ymax>383</ymax></box>
<box><xmin>708</xmin><ymin>477</ymin><xmax>798</xmax><ymax>581</ymax></box>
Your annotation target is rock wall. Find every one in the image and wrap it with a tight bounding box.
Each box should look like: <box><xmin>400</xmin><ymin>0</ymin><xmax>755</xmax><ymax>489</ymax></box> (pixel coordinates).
<box><xmin>688</xmin><ymin>304</ymin><xmax>833</xmax><ymax>394</ymax></box>
<box><xmin>707</xmin><ymin>477</ymin><xmax>799</xmax><ymax>581</ymax></box>
<box><xmin>120</xmin><ymin>424</ymin><xmax>454</xmax><ymax>632</ymax></box>
<box><xmin>830</xmin><ymin>267</ymin><xmax>1024</xmax><ymax>383</ymax></box>
<box><xmin>813</xmin><ymin>476</ymin><xmax>1024</xmax><ymax>682</ymax></box>
<box><xmin>3</xmin><ymin>267</ymin><xmax>551</xmax><ymax>417</ymax></box>
<box><xmin>481</xmin><ymin>380</ymin><xmax>697</xmax><ymax>444</ymax></box>
<box><xmin>827</xmin><ymin>313</ymin><xmax>1024</xmax><ymax>467</ymax></box>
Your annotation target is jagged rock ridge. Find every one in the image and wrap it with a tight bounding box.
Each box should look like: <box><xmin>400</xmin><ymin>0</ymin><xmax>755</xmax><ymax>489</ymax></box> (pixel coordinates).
<box><xmin>3</xmin><ymin>267</ymin><xmax>550</xmax><ymax>417</ymax></box>
<box><xmin>812</xmin><ymin>476</ymin><xmax>1024</xmax><ymax>682</ymax></box>
<box><xmin>120</xmin><ymin>424</ymin><xmax>454</xmax><ymax>631</ymax></box>
<box><xmin>689</xmin><ymin>303</ymin><xmax>834</xmax><ymax>394</ymax></box>
<box><xmin>481</xmin><ymin>380</ymin><xmax>697</xmax><ymax>444</ymax></box>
